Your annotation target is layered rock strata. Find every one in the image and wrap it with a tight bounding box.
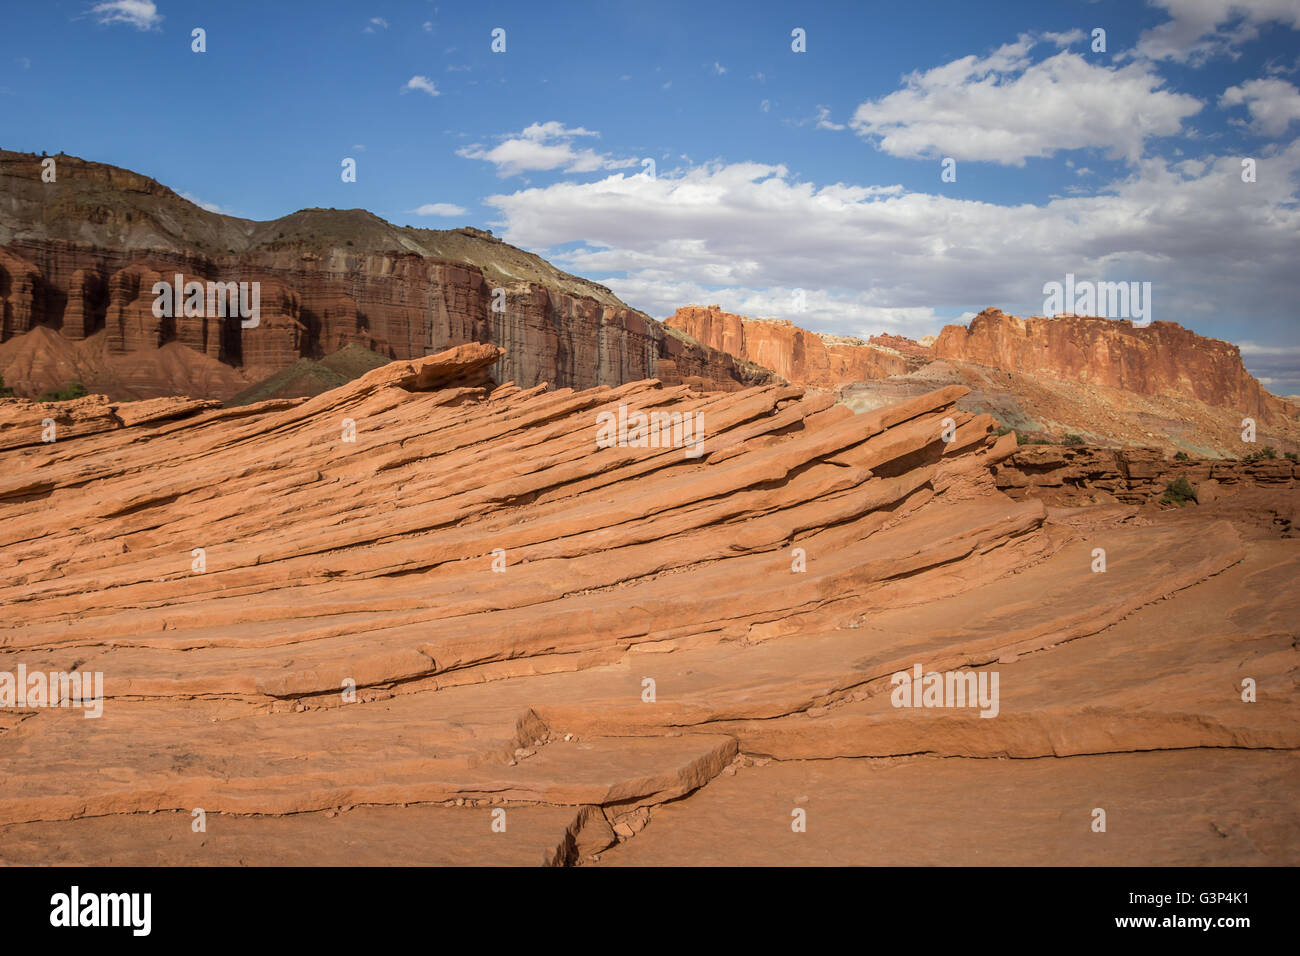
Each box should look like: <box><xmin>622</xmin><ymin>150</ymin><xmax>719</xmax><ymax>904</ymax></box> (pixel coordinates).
<box><xmin>997</xmin><ymin>444</ymin><xmax>1299</xmax><ymax>504</ymax></box>
<box><xmin>0</xmin><ymin>150</ymin><xmax>769</xmax><ymax>399</ymax></box>
<box><xmin>667</xmin><ymin>304</ymin><xmax>923</xmax><ymax>387</ymax></box>
<box><xmin>933</xmin><ymin>308</ymin><xmax>1295</xmax><ymax>425</ymax></box>
<box><xmin>0</xmin><ymin>345</ymin><xmax>1293</xmax><ymax>865</ymax></box>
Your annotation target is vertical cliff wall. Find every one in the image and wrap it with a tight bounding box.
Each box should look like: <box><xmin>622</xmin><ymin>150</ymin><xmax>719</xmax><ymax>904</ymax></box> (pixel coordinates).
<box><xmin>0</xmin><ymin>151</ymin><xmax>769</xmax><ymax>398</ymax></box>
<box><xmin>666</xmin><ymin>304</ymin><xmax>922</xmax><ymax>388</ymax></box>
<box><xmin>932</xmin><ymin>308</ymin><xmax>1294</xmax><ymax>424</ymax></box>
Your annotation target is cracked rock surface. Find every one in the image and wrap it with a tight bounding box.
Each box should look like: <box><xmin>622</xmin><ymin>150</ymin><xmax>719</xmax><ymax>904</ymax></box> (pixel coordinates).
<box><xmin>1</xmin><ymin>344</ymin><xmax>1294</xmax><ymax>865</ymax></box>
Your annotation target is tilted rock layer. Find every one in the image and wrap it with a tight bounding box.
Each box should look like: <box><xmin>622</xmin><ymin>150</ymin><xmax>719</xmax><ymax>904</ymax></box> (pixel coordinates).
<box><xmin>1</xmin><ymin>345</ymin><xmax>1295</xmax><ymax>865</ymax></box>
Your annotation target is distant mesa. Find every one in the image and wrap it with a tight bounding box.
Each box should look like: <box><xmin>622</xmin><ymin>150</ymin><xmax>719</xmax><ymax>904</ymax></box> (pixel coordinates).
<box><xmin>931</xmin><ymin>308</ymin><xmax>1295</xmax><ymax>427</ymax></box>
<box><xmin>666</xmin><ymin>304</ymin><xmax>926</xmax><ymax>388</ymax></box>
<box><xmin>0</xmin><ymin>149</ymin><xmax>768</xmax><ymax>404</ymax></box>
<box><xmin>667</xmin><ymin>305</ymin><xmax>1299</xmax><ymax>459</ymax></box>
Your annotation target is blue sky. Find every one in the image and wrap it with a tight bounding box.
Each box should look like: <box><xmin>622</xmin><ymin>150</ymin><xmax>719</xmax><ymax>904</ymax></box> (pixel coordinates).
<box><xmin>2</xmin><ymin>0</ymin><xmax>1299</xmax><ymax>391</ymax></box>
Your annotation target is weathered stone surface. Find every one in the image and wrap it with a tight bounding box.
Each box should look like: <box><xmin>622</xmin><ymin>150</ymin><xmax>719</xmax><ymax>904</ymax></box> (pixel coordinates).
<box><xmin>0</xmin><ymin>343</ymin><xmax>1292</xmax><ymax>865</ymax></box>
<box><xmin>0</xmin><ymin>804</ymin><xmax>590</xmax><ymax>867</ymax></box>
<box><xmin>0</xmin><ymin>391</ymin><xmax>219</xmax><ymax>452</ymax></box>
<box><xmin>595</xmin><ymin>750</ymin><xmax>1300</xmax><ymax>866</ymax></box>
<box><xmin>994</xmin><ymin>442</ymin><xmax>1299</xmax><ymax>523</ymax></box>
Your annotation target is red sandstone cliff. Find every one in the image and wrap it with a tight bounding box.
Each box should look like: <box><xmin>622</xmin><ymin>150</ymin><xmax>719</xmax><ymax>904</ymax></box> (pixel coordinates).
<box><xmin>933</xmin><ymin>308</ymin><xmax>1295</xmax><ymax>425</ymax></box>
<box><xmin>666</xmin><ymin>303</ymin><xmax>1297</xmax><ymax>455</ymax></box>
<box><xmin>0</xmin><ymin>151</ymin><xmax>769</xmax><ymax>399</ymax></box>
<box><xmin>666</xmin><ymin>305</ymin><xmax>923</xmax><ymax>388</ymax></box>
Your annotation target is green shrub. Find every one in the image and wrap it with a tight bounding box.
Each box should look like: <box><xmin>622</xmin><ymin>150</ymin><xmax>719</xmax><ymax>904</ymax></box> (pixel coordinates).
<box><xmin>1173</xmin><ymin>451</ymin><xmax>1189</xmax><ymax>461</ymax></box>
<box><xmin>1161</xmin><ymin>476</ymin><xmax>1197</xmax><ymax>507</ymax></box>
<box><xmin>1286</xmin><ymin>452</ymin><xmax>1298</xmax><ymax>462</ymax></box>
<box><xmin>1062</xmin><ymin>433</ymin><xmax>1085</xmax><ymax>446</ymax></box>
<box><xmin>0</xmin><ymin>374</ymin><xmax>13</xmax><ymax>398</ymax></box>
<box><xmin>37</xmin><ymin>381</ymin><xmax>87</xmax><ymax>402</ymax></box>
<box><xmin>1243</xmin><ymin>446</ymin><xmax>1278</xmax><ymax>463</ymax></box>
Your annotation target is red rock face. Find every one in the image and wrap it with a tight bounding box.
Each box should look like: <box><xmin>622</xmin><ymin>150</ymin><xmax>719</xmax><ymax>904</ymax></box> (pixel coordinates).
<box><xmin>666</xmin><ymin>305</ymin><xmax>922</xmax><ymax>387</ymax></box>
<box><xmin>0</xmin><ymin>240</ymin><xmax>769</xmax><ymax>398</ymax></box>
<box><xmin>1</xmin><ymin>350</ymin><xmax>1294</xmax><ymax>865</ymax></box>
<box><xmin>933</xmin><ymin>308</ymin><xmax>1295</xmax><ymax>425</ymax></box>
<box><xmin>61</xmin><ymin>268</ymin><xmax>107</xmax><ymax>341</ymax></box>
<box><xmin>995</xmin><ymin>442</ymin><xmax>1299</xmax><ymax>509</ymax></box>
<box><xmin>0</xmin><ymin>247</ymin><xmax>41</xmax><ymax>339</ymax></box>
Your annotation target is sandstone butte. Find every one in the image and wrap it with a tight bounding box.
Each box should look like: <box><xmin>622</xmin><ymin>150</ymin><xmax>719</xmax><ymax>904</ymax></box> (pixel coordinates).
<box><xmin>671</xmin><ymin>304</ymin><xmax>1300</xmax><ymax>458</ymax></box>
<box><xmin>0</xmin><ymin>343</ymin><xmax>1296</xmax><ymax>866</ymax></box>
<box><xmin>931</xmin><ymin>308</ymin><xmax>1295</xmax><ymax>426</ymax></box>
<box><xmin>667</xmin><ymin>304</ymin><xmax>927</xmax><ymax>388</ymax></box>
<box><xmin>0</xmin><ymin>150</ymin><xmax>769</xmax><ymax>402</ymax></box>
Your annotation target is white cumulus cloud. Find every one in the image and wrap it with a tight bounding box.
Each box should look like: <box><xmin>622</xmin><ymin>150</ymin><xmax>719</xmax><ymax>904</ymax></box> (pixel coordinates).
<box><xmin>403</xmin><ymin>75</ymin><xmax>440</xmax><ymax>97</ymax></box>
<box><xmin>1221</xmin><ymin>77</ymin><xmax>1300</xmax><ymax>135</ymax></box>
<box><xmin>814</xmin><ymin>106</ymin><xmax>845</xmax><ymax>131</ymax></box>
<box><xmin>849</xmin><ymin>35</ymin><xmax>1202</xmax><ymax>165</ymax></box>
<box><xmin>408</xmin><ymin>203</ymin><xmax>468</xmax><ymax>217</ymax></box>
<box><xmin>457</xmin><ymin>121</ymin><xmax>637</xmax><ymax>177</ymax></box>
<box><xmin>88</xmin><ymin>0</ymin><xmax>162</xmax><ymax>30</ymax></box>
<box><xmin>180</xmin><ymin>192</ymin><xmax>227</xmax><ymax>215</ymax></box>
<box><xmin>477</xmin><ymin>140</ymin><xmax>1300</xmax><ymax>355</ymax></box>
<box><xmin>1135</xmin><ymin>0</ymin><xmax>1300</xmax><ymax>64</ymax></box>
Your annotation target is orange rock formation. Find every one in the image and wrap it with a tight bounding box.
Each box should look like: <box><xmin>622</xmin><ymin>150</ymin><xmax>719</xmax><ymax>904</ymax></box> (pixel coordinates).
<box><xmin>0</xmin><ymin>151</ymin><xmax>769</xmax><ymax>400</ymax></box>
<box><xmin>1</xmin><ymin>346</ymin><xmax>1294</xmax><ymax>865</ymax></box>
<box><xmin>933</xmin><ymin>308</ymin><xmax>1296</xmax><ymax>425</ymax></box>
<box><xmin>666</xmin><ymin>304</ymin><xmax>922</xmax><ymax>388</ymax></box>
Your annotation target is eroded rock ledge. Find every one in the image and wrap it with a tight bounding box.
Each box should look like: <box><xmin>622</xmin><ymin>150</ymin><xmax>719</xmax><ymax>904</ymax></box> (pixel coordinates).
<box><xmin>0</xmin><ymin>345</ymin><xmax>1293</xmax><ymax>865</ymax></box>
